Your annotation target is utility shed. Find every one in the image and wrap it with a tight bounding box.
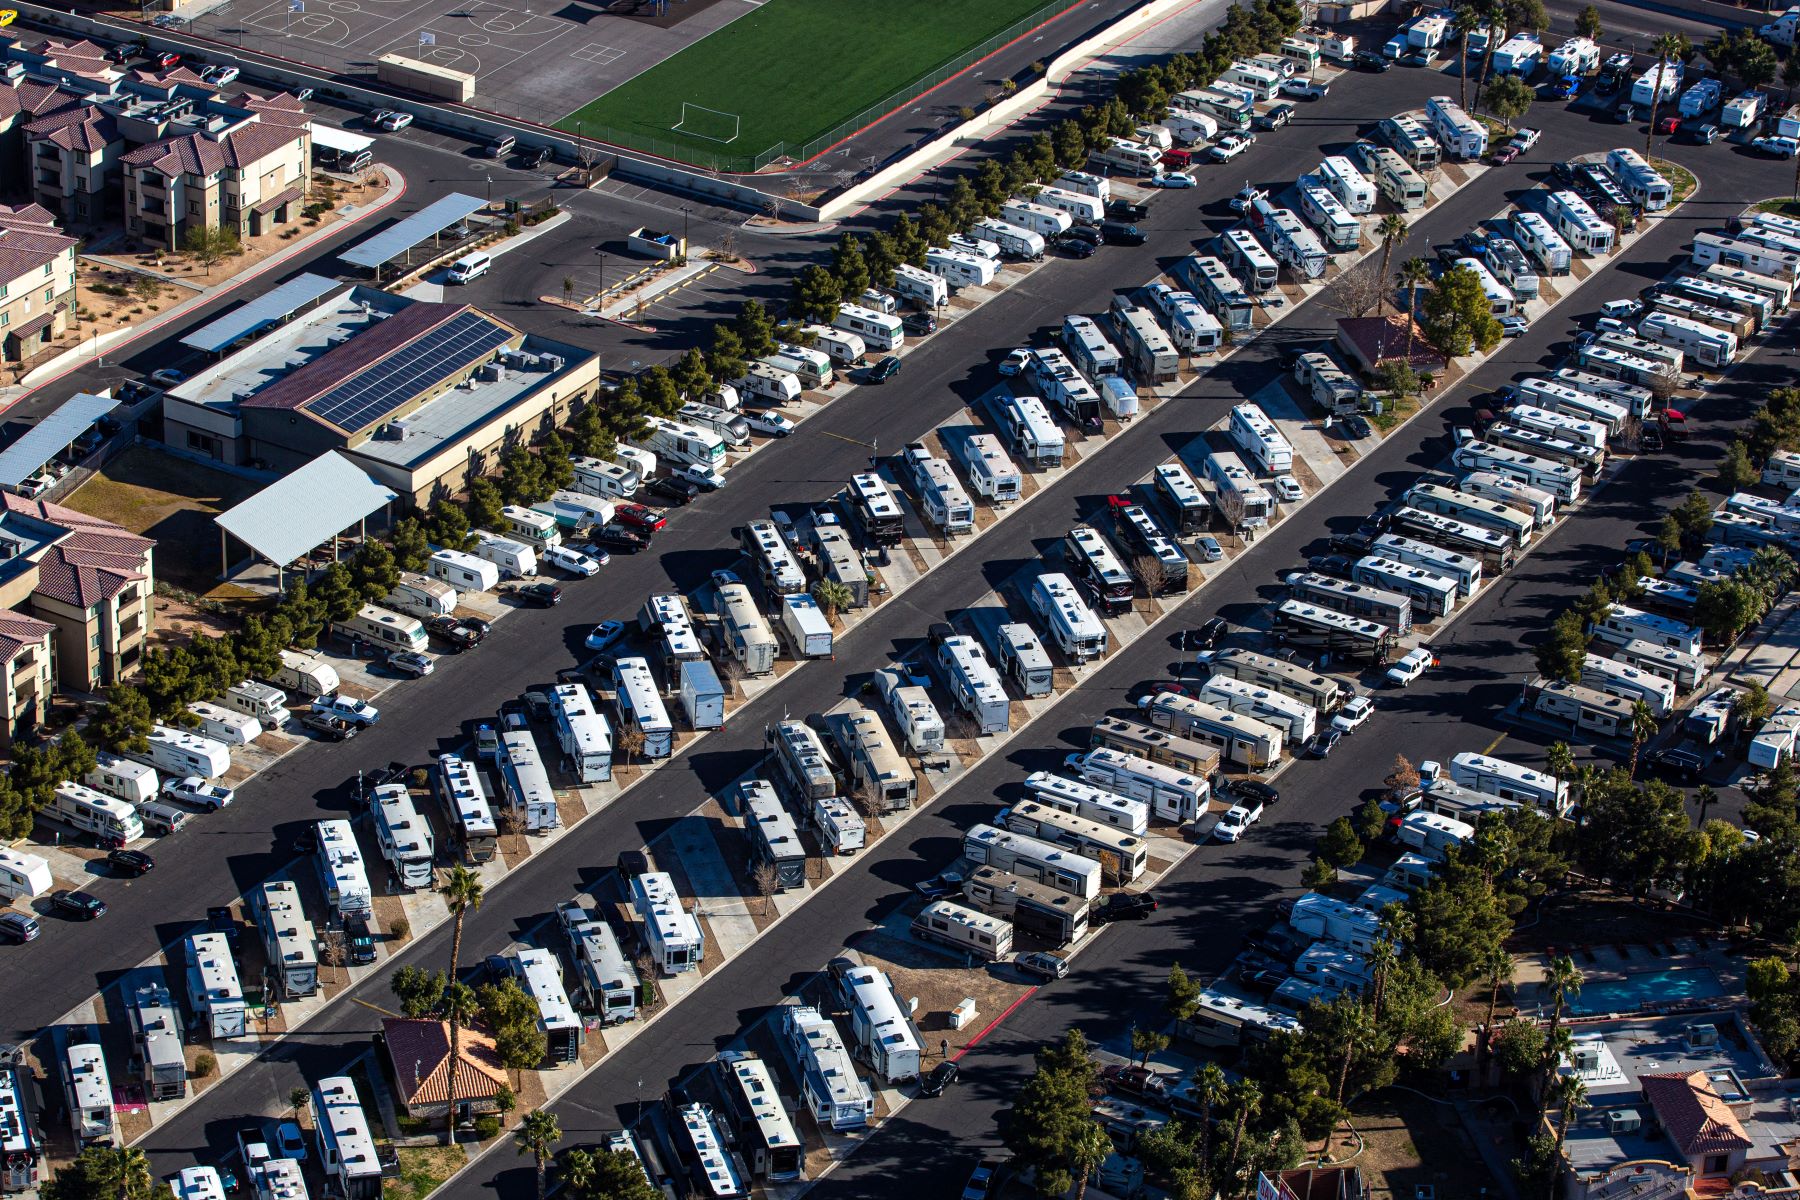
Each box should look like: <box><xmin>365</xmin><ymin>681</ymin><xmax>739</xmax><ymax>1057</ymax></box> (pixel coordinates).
<box><xmin>215</xmin><ymin>451</ymin><xmax>397</xmax><ymax>588</ymax></box>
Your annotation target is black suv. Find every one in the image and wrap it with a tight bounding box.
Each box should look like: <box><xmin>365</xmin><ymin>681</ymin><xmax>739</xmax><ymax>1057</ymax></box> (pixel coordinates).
<box><xmin>344</xmin><ymin>917</ymin><xmax>378</xmax><ymax>965</ymax></box>
<box><xmin>516</xmin><ymin>582</ymin><xmax>562</xmax><ymax>607</ymax></box>
<box><xmin>645</xmin><ymin>476</ymin><xmax>699</xmax><ymax>506</ymax></box>
<box><xmin>1100</xmin><ymin>221</ymin><xmax>1146</xmax><ymax>246</ymax></box>
<box><xmin>1106</xmin><ymin>200</ymin><xmax>1149</xmax><ymax>222</ymax></box>
<box><xmin>1095</xmin><ymin>893</ymin><xmax>1158</xmax><ymax>923</ymax></box>
<box><xmin>1354</xmin><ymin>49</ymin><xmax>1391</xmax><ymax>71</ymax></box>
<box><xmin>1062</xmin><ymin>224</ymin><xmax>1102</xmax><ymax>247</ymax></box>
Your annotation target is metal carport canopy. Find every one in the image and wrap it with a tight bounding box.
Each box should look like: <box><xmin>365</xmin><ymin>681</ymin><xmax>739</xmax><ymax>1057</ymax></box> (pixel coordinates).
<box><xmin>215</xmin><ymin>451</ymin><xmax>397</xmax><ymax>569</ymax></box>
<box><xmin>179</xmin><ymin>273</ymin><xmax>341</xmax><ymax>354</ymax></box>
<box><xmin>339</xmin><ymin>193</ymin><xmax>484</xmax><ymax>270</ymax></box>
<box><xmin>0</xmin><ymin>393</ymin><xmax>117</xmax><ymax>489</ymax></box>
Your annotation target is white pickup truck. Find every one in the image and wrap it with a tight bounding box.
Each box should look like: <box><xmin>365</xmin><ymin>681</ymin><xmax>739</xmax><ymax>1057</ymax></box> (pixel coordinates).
<box><xmin>1215</xmin><ymin>801</ymin><xmax>1265</xmax><ymax>842</ymax></box>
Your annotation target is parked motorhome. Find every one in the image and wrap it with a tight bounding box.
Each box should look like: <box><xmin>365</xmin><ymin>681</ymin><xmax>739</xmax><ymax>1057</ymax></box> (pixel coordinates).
<box><xmin>1203</xmin><ymin>446</ymin><xmax>1274</xmax><ymax>530</ymax></box>
<box><xmin>1221</xmin><ymin>228</ymin><xmax>1281</xmax><ymax>293</ymax></box>
<box><xmin>551</xmin><ymin>682</ymin><xmax>612</xmax><ymax>783</ymax></box>
<box><xmin>678</xmin><ymin>402</ymin><xmax>751</xmax><ymax>449</ymax></box>
<box><xmin>924</xmin><ymin>247</ymin><xmax>996</xmax><ymax>291</ymax></box>
<box><xmin>1405</xmin><ymin>481</ymin><xmax>1535</xmax><ymax>547</ymax></box>
<box><xmin>1353</xmin><ymin>556</ymin><xmax>1458</xmax><ymax>618</ymax></box>
<box><xmin>1366</xmin><ymin>145</ymin><xmax>1427</xmax><ymax>210</ymax></box>
<box><xmin>824</xmin><ymin>706</ymin><xmax>917</xmax><ymax>813</ymax></box>
<box><xmin>962</xmin><ymin>823</ymin><xmax>1101</xmax><ymax>900</ymax></box>
<box><xmin>333</xmin><ymin>603</ymin><xmax>427</xmax><ymax>653</ymax></box>
<box><xmin>1285</xmin><ymin>570</ymin><xmax>1415</xmax><ymax>635</ymax></box>
<box><xmin>912</xmin><ymin>899</ymin><xmax>1015</xmax><ymax>961</ymax></box>
<box><xmin>1000</xmin><ymin>800</ymin><xmax>1147</xmax><ymax>882</ymax></box>
<box><xmin>1512</xmin><ymin>211</ymin><xmax>1572</xmax><ymax>275</ymax></box>
<box><xmin>1378</xmin><ymin>114</ymin><xmax>1441</xmax><ymax>168</ymax></box>
<box><xmin>1026</xmin><ymin>769</ymin><xmax>1152</xmax><ymax>835</ymax></box>
<box><xmin>1143</xmin><ymin>283</ymin><xmax>1223</xmax><ymax>354</ymax></box>
<box><xmin>994</xmin><ymin>392</ymin><xmax>1065</xmax><ymax>470</ymax></box>
<box><xmin>251</xmin><ymin>880</ymin><xmax>317</xmax><ymax>999</ymax></box>
<box><xmin>1029</xmin><ymin>572</ymin><xmax>1109</xmax><ymax>663</ymax></box>
<box><xmin>1272</xmin><ymin>598</ymin><xmax>1397</xmax><ymax>660</ymax></box>
<box><xmin>1425</xmin><ymin>96</ymin><xmax>1487</xmax><ymax>158</ymax></box>
<box><xmin>1435</xmin><ymin>752</ymin><xmax>1570</xmax><ymax>814</ymax></box>
<box><xmin>437</xmin><ymin>753</ymin><xmax>497</xmax><ymax>863</ymax></box>
<box><xmin>498</xmin><ymin>728</ymin><xmax>558</xmax><ymax>832</ymax></box>
<box><xmin>185</xmin><ymin>701</ymin><xmax>261</xmax><ymax>747</ymax></box>
<box><xmin>1638</xmin><ymin>310</ymin><xmax>1738</xmax><ymax>367</ymax></box>
<box><xmin>1456</xmin><ymin>472</ymin><xmax>1556</xmax><ymax>529</ymax></box>
<box><xmin>1091</xmin><ymin>137</ymin><xmax>1163</xmax><ymax>174</ymax></box>
<box><xmin>1389</xmin><ymin>507</ymin><xmax>1515</xmax><ymax>571</ymax></box>
<box><xmin>997</xmin><ymin>622</ymin><xmax>1055</xmax><ymax>697</ymax></box>
<box><xmin>1138</xmin><ymin>692</ymin><xmax>1286</xmax><ymax>768</ymax></box>
<box><xmin>903</xmin><ymin>442</ymin><xmax>975</xmax><ymax>534</ymax></box>
<box><xmin>84</xmin><ymin>753</ymin><xmax>158</xmax><ymax>806</ymax></box>
<box><xmin>1228</xmin><ymin>403</ymin><xmax>1293</xmax><ymax>474</ymax></box>
<box><xmin>371</xmin><ymin>783</ymin><xmax>434</xmax><ymax>892</ymax></box>
<box><xmin>1155</xmin><ymin>462</ymin><xmax>1211</xmax><ymax>532</ymax></box>
<box><xmin>1592</xmin><ymin>604</ymin><xmax>1704</xmax><ymax>656</ymax></box>
<box><xmin>632</xmin><ymin>871</ymin><xmax>704</xmax><ymax>974</ymax></box>
<box><xmin>1582</xmin><ymin>653</ymin><xmax>1677</xmax><ymax>716</ymax></box>
<box><xmin>876</xmin><ymin>668</ymin><xmax>946</xmax><ymax>755</ymax></box>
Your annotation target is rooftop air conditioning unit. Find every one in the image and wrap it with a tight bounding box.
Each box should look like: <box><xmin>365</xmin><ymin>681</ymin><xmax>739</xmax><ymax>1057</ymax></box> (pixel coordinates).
<box><xmin>1607</xmin><ymin>1110</ymin><xmax>1642</xmax><ymax>1134</ymax></box>
<box><xmin>1687</xmin><ymin>1024</ymin><xmax>1721</xmax><ymax>1049</ymax></box>
<box><xmin>1572</xmin><ymin>1045</ymin><xmax>1603</xmax><ymax>1071</ymax></box>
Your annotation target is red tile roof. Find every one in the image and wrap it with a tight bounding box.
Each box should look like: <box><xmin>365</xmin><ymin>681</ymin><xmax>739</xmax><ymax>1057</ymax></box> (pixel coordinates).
<box><xmin>1336</xmin><ymin>315</ymin><xmax>1445</xmax><ymax>372</ymax></box>
<box><xmin>0</xmin><ymin>495</ymin><xmax>154</xmax><ymax>608</ymax></box>
<box><xmin>0</xmin><ymin>610</ymin><xmax>54</xmax><ymax>664</ymax></box>
<box><xmin>123</xmin><ymin>117</ymin><xmax>308</xmax><ymax>179</ymax></box>
<box><xmin>1641</xmin><ymin>1071</ymin><xmax>1753</xmax><ymax>1158</ymax></box>
<box><xmin>26</xmin><ymin>105</ymin><xmax>115</xmax><ymax>154</ymax></box>
<box><xmin>381</xmin><ymin>1018</ymin><xmax>508</xmax><ymax>1107</ymax></box>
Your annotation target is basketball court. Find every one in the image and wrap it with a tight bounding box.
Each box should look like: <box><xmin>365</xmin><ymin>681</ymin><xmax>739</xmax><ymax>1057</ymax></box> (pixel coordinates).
<box><xmin>189</xmin><ymin>0</ymin><xmax>757</xmax><ymax>130</ymax></box>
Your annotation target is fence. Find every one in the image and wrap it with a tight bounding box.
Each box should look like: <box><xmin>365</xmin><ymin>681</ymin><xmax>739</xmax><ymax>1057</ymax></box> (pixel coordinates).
<box><xmin>567</xmin><ymin>0</ymin><xmax>1081</xmax><ymax>174</ymax></box>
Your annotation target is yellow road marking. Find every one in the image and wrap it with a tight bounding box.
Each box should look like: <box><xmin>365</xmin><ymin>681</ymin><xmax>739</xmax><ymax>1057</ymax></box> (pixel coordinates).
<box><xmin>1482</xmin><ymin>731</ymin><xmax>1507</xmax><ymax>755</ymax></box>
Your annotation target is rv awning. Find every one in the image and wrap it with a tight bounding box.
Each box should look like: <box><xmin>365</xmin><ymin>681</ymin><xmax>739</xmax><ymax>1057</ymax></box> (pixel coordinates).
<box><xmin>216</xmin><ymin>451</ymin><xmax>396</xmax><ymax>568</ymax></box>
<box><xmin>0</xmin><ymin>392</ymin><xmax>116</xmax><ymax>489</ymax></box>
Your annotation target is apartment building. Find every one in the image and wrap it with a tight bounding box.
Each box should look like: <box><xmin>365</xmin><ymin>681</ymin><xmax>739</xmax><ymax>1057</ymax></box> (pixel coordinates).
<box><xmin>121</xmin><ymin>92</ymin><xmax>312</xmax><ymax>249</ymax></box>
<box><xmin>0</xmin><ymin>494</ymin><xmax>155</xmax><ymax>712</ymax></box>
<box><xmin>0</xmin><ymin>203</ymin><xmax>79</xmax><ymax>362</ymax></box>
<box><xmin>0</xmin><ymin>610</ymin><xmax>54</xmax><ymax>743</ymax></box>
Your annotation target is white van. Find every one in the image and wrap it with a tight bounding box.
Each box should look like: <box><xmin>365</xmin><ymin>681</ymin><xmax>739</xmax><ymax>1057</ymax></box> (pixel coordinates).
<box><xmin>447</xmin><ymin>252</ymin><xmax>491</xmax><ymax>284</ymax></box>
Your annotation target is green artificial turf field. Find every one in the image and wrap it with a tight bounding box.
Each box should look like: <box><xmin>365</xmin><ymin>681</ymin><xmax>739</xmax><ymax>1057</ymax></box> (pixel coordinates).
<box><xmin>558</xmin><ymin>0</ymin><xmax>1063</xmax><ymax>168</ymax></box>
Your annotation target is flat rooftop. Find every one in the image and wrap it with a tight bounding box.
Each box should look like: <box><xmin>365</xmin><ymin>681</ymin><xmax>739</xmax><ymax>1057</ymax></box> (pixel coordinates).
<box><xmin>171</xmin><ymin>286</ymin><xmax>408</xmax><ymax>414</ymax></box>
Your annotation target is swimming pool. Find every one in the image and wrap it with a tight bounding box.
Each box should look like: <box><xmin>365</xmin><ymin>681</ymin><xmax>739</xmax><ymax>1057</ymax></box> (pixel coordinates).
<box><xmin>1568</xmin><ymin>966</ymin><xmax>1725</xmax><ymax>1016</ymax></box>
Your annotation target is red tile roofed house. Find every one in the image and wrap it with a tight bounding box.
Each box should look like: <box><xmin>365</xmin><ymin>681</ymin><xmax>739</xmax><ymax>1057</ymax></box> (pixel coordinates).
<box><xmin>1639</xmin><ymin>1071</ymin><xmax>1755</xmax><ymax>1182</ymax></box>
<box><xmin>121</xmin><ymin>102</ymin><xmax>312</xmax><ymax>251</ymax></box>
<box><xmin>0</xmin><ymin>493</ymin><xmax>154</xmax><ymax>702</ymax></box>
<box><xmin>1335</xmin><ymin>315</ymin><xmax>1447</xmax><ymax>376</ymax></box>
<box><xmin>381</xmin><ymin>1018</ymin><xmax>510</xmax><ymax>1120</ymax></box>
<box><xmin>0</xmin><ymin>203</ymin><xmax>79</xmax><ymax>362</ymax></box>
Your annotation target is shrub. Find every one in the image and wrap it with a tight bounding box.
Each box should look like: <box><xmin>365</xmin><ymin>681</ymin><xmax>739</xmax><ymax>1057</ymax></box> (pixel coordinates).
<box><xmin>473</xmin><ymin>1115</ymin><xmax>501</xmax><ymax>1140</ymax></box>
<box><xmin>389</xmin><ymin>916</ymin><xmax>410</xmax><ymax>940</ymax></box>
<box><xmin>193</xmin><ymin>1053</ymin><xmax>216</xmax><ymax>1078</ymax></box>
<box><xmin>957</xmin><ymin>106</ymin><xmax>976</xmax><ymax>122</ymax></box>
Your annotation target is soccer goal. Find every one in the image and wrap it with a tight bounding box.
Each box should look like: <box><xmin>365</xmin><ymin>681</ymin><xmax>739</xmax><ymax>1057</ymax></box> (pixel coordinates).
<box><xmin>672</xmin><ymin>101</ymin><xmax>740</xmax><ymax>144</ymax></box>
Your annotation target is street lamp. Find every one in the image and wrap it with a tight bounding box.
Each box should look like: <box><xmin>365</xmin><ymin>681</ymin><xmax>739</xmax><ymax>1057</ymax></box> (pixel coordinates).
<box><xmin>485</xmin><ymin>173</ymin><xmax>493</xmax><ymax>207</ymax></box>
<box><xmin>679</xmin><ymin>204</ymin><xmax>692</xmax><ymax>253</ymax></box>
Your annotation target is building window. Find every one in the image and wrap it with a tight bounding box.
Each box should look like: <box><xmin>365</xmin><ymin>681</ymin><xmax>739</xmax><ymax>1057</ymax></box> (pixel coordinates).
<box><xmin>43</xmin><ymin>287</ymin><xmax>52</xmax><ymax>303</ymax></box>
<box><xmin>1705</xmin><ymin>1157</ymin><xmax>1728</xmax><ymax>1174</ymax></box>
<box><xmin>42</xmin><ymin>264</ymin><xmax>51</xmax><ymax>277</ymax></box>
<box><xmin>1</xmin><ymin>313</ymin><xmax>8</xmax><ymax>328</ymax></box>
<box><xmin>90</xmin><ymin>633</ymin><xmax>100</xmax><ymax>649</ymax></box>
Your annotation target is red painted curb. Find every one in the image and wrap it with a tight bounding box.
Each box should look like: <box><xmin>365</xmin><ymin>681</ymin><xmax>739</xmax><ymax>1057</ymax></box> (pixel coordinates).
<box><xmin>2</xmin><ymin>169</ymin><xmax>409</xmax><ymax>416</ymax></box>
<box><xmin>952</xmin><ymin>985</ymin><xmax>1039</xmax><ymax>1061</ymax></box>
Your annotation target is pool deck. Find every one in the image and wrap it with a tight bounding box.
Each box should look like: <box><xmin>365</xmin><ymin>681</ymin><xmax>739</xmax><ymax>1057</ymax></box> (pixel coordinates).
<box><xmin>1525</xmin><ymin>936</ymin><xmax>1749</xmax><ymax>1020</ymax></box>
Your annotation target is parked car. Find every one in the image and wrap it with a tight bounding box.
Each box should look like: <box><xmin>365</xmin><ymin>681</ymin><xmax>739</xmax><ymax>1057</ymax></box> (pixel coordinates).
<box><xmin>584</xmin><ymin>620</ymin><xmax>627</xmax><ymax>653</ymax></box>
<box><xmin>1649</xmin><ymin>747</ymin><xmax>1705</xmax><ymax>781</ymax></box>
<box><xmin>584</xmin><ymin>524</ymin><xmax>649</xmax><ymax>554</ymax></box>
<box><xmin>164</xmin><ymin>776</ymin><xmax>235</xmax><ymax>811</ymax></box>
<box><xmin>962</xmin><ymin>1160</ymin><xmax>1001</xmax><ymax>1200</ymax></box>
<box><xmin>1054</xmin><ymin>234</ymin><xmax>1098</xmax><ymax>257</ymax></box>
<box><xmin>377</xmin><ymin>111</ymin><xmax>413</xmax><ymax>132</ymax></box>
<box><xmin>1095</xmin><ymin>892</ymin><xmax>1158</xmax><ymax>922</ymax></box>
<box><xmin>1400</xmin><ymin>46</ymin><xmax>1434</xmax><ymax>66</ymax></box>
<box><xmin>742</xmin><ymin>409</ymin><xmax>796</xmax><ymax>437</ymax></box>
<box><xmin>644</xmin><ymin>476</ymin><xmax>699</xmax><ymax>506</ymax></box>
<box><xmin>273</xmin><ymin>1122</ymin><xmax>308</xmax><ymax>1162</ymax></box>
<box><xmin>1353</xmin><ymin>49</ymin><xmax>1392</xmax><ymax>71</ymax></box>
<box><xmin>426</xmin><ymin>614</ymin><xmax>487</xmax><ymax>650</ymax></box>
<box><xmin>919</xmin><ymin>1061</ymin><xmax>959</xmax><ymax>1097</ymax></box>
<box><xmin>1656</xmin><ymin>115</ymin><xmax>1681</xmax><ymax>135</ymax></box>
<box><xmin>312</xmin><ymin>693</ymin><xmax>379</xmax><ymax>726</ymax></box>
<box><xmin>1016</xmin><ymin>951</ymin><xmax>1069</xmax><ymax>981</ymax></box>
<box><xmin>148</xmin><ymin>368</ymin><xmax>186</xmax><ymax>388</ymax></box>
<box><xmin>543</xmin><ymin>545</ymin><xmax>603</xmax><ymax>576</ymax></box>
<box><xmin>1683</xmin><ymin>122</ymin><xmax>1721</xmax><ymax>144</ymax></box>
<box><xmin>1222</xmin><ymin>778</ymin><xmax>1280</xmax><ymax>807</ymax></box>
<box><xmin>525</xmin><ymin>145</ymin><xmax>553</xmax><ymax>168</ymax></box>
<box><xmin>52</xmin><ymin>890</ymin><xmax>107</xmax><ymax>920</ymax></box>
<box><xmin>1511</xmin><ymin>126</ymin><xmax>1540</xmax><ymax>150</ymax></box>
<box><xmin>1491</xmin><ymin>143</ymin><xmax>1521</xmax><ymax>164</ymax></box>
<box><xmin>673</xmin><ymin>462</ymin><xmax>726</xmax><ymax>492</ymax></box>
<box><xmin>150</xmin><ymin>50</ymin><xmax>181</xmax><ymax>68</ymax></box>
<box><xmin>1100</xmin><ymin>221</ymin><xmax>1144</xmax><ymax>247</ymax></box>
<box><xmin>613</xmin><ymin>502</ymin><xmax>667</xmax><ymax>532</ymax></box>
<box><xmin>1187</xmin><ymin>616</ymin><xmax>1228</xmax><ymax>649</ymax></box>
<box><xmin>1150</xmin><ymin>170</ymin><xmax>1197</xmax><ymax>188</ymax></box>
<box><xmin>902</xmin><ymin>311</ymin><xmax>938</xmax><ymax>336</ymax></box>
<box><xmin>1385</xmin><ymin>645</ymin><xmax>1435</xmax><ymax>687</ymax></box>
<box><xmin>483</xmin><ymin>133</ymin><xmax>516</xmax><ymax>159</ymax></box>
<box><xmin>867</xmin><ymin>355</ymin><xmax>902</xmax><ymax>383</ymax></box>
<box><xmin>1272</xmin><ymin>474</ymin><xmax>1303</xmax><ymax>503</ymax></box>
<box><xmin>297</xmin><ymin>710</ymin><xmax>357</xmax><ymax>741</ymax></box>
<box><xmin>1193</xmin><ymin>534</ymin><xmax>1224</xmax><ymax>562</ymax></box>
<box><xmin>1499</xmin><ymin>315</ymin><xmax>1529</xmax><ymax>337</ymax></box>
<box><xmin>1308</xmin><ymin>729</ymin><xmax>1343</xmax><ymax>758</ymax></box>
<box><xmin>344</xmin><ymin>917</ymin><xmax>377</xmax><ymax>965</ymax></box>
<box><xmin>202</xmin><ymin>64</ymin><xmax>240</xmax><ymax>86</ymax></box>
<box><xmin>1062</xmin><ymin>224</ymin><xmax>1102</xmax><ymax>247</ymax></box>
<box><xmin>1105</xmin><ymin>200</ymin><xmax>1149</xmax><ymax>222</ymax></box>
<box><xmin>1338</xmin><ymin>414</ymin><xmax>1373</xmax><ymax>439</ymax></box>
<box><xmin>0</xmin><ymin>912</ymin><xmax>41</xmax><ymax>943</ymax></box>
<box><xmin>515</xmin><ymin>582</ymin><xmax>562</xmax><ymax>607</ymax></box>
<box><xmin>108</xmin><ymin>849</ymin><xmax>155</xmax><ymax>876</ymax></box>
<box><xmin>1255</xmin><ymin>103</ymin><xmax>1295</xmax><ymax>129</ymax></box>
<box><xmin>1640</xmin><ymin>426</ymin><xmax>1665</xmax><ymax>451</ymax></box>
<box><xmin>1613</xmin><ymin>102</ymin><xmax>1637</xmax><ymax>124</ymax></box>
<box><xmin>1207</xmin><ymin>134</ymin><xmax>1254</xmax><ymax>161</ymax></box>
<box><xmin>998</xmin><ymin>348</ymin><xmax>1032</xmax><ymax>377</ymax></box>
<box><xmin>386</xmin><ymin>650</ymin><xmax>434</xmax><ymax>677</ymax></box>
<box><xmin>1599</xmin><ymin>298</ymin><xmax>1641</xmax><ymax>320</ymax></box>
<box><xmin>1332</xmin><ymin>694</ymin><xmax>1375</xmax><ymax>733</ymax></box>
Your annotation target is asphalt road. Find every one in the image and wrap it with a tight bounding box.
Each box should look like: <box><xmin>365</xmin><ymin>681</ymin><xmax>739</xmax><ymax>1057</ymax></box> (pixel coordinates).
<box><xmin>125</xmin><ymin>51</ymin><xmax>1794</xmax><ymax>1190</ymax></box>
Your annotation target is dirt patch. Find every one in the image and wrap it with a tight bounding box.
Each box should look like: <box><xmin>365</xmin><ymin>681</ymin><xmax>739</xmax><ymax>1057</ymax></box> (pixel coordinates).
<box><xmin>853</xmin><ymin>928</ymin><xmax>1030</xmax><ymax>1059</ymax></box>
<box><xmin>555</xmin><ymin>790</ymin><xmax>588</xmax><ymax>829</ymax></box>
<box><xmin>374</xmin><ymin>894</ymin><xmax>416</xmax><ymax>948</ymax></box>
<box><xmin>387</xmin><ymin>1143</ymin><xmax>468</xmax><ymax>1200</ymax></box>
<box><xmin>64</xmin><ymin>446</ymin><xmax>264</xmax><ymax>595</ymax></box>
<box><xmin>185</xmin><ymin>1041</ymin><xmax>225</xmax><ymax>1095</ymax></box>
<box><xmin>1510</xmin><ymin>887</ymin><xmax>1719</xmax><ymax>956</ymax></box>
<box><xmin>1331</xmin><ymin>1091</ymin><xmax>1492</xmax><ymax>1200</ymax></box>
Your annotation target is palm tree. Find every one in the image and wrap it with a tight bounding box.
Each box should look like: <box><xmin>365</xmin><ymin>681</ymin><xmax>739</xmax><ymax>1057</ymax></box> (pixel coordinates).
<box><xmin>1545</xmin><ymin>741</ymin><xmax>1575</xmax><ymax>786</ymax></box>
<box><xmin>1694</xmin><ymin>783</ymin><xmax>1718</xmax><ymax>828</ymax></box>
<box><xmin>1070</xmin><ymin>1121</ymin><xmax>1113</xmax><ymax>1200</ymax></box>
<box><xmin>1398</xmin><ymin>256</ymin><xmax>1433</xmax><ymax>359</ymax></box>
<box><xmin>811</xmin><ymin>578</ymin><xmax>855</xmax><ymax>623</ymax></box>
<box><xmin>1375</xmin><ymin>214</ymin><xmax>1409</xmax><ymax>314</ymax></box>
<box><xmin>1453</xmin><ymin>4</ymin><xmax>1480</xmax><ymax>110</ymax></box>
<box><xmin>441</xmin><ymin>865</ymin><xmax>485</xmax><ymax>1140</ymax></box>
<box><xmin>1196</xmin><ymin>1062</ymin><xmax>1227</xmax><ymax>1176</ymax></box>
<box><xmin>1628</xmin><ymin>699</ymin><xmax>1659</xmax><ymax>777</ymax></box>
<box><xmin>1472</xmin><ymin>0</ymin><xmax>1507</xmax><ymax>108</ymax></box>
<box><xmin>1545</xmin><ymin>954</ymin><xmax>1583</xmax><ymax>1036</ymax></box>
<box><xmin>560</xmin><ymin>1148</ymin><xmax>597</xmax><ymax>1200</ymax></box>
<box><xmin>515</xmin><ymin>1109</ymin><xmax>563</xmax><ymax>1200</ymax></box>
<box><xmin>96</xmin><ymin>1146</ymin><xmax>154</xmax><ymax>1200</ymax></box>
<box><xmin>1226</xmin><ymin>1079</ymin><xmax>1261</xmax><ymax>1177</ymax></box>
<box><xmin>1553</xmin><ymin>1074</ymin><xmax>1589</xmax><ymax>1155</ymax></box>
<box><xmin>1645</xmin><ymin>32</ymin><xmax>1684</xmax><ymax>158</ymax></box>
<box><xmin>1483</xmin><ymin>945</ymin><xmax>1514</xmax><ymax>1033</ymax></box>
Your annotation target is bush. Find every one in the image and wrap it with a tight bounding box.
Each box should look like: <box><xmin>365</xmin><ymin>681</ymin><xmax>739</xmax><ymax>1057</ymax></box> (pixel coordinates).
<box><xmin>390</xmin><ymin>916</ymin><xmax>410</xmax><ymax>940</ymax></box>
<box><xmin>957</xmin><ymin>106</ymin><xmax>976</xmax><ymax>122</ymax></box>
<box><xmin>473</xmin><ymin>1115</ymin><xmax>501</xmax><ymax>1140</ymax></box>
<box><xmin>193</xmin><ymin>1053</ymin><xmax>216</xmax><ymax>1078</ymax></box>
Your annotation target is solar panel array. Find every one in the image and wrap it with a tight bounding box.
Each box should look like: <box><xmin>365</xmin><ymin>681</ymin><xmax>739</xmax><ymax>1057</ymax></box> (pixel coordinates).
<box><xmin>304</xmin><ymin>310</ymin><xmax>512</xmax><ymax>433</ymax></box>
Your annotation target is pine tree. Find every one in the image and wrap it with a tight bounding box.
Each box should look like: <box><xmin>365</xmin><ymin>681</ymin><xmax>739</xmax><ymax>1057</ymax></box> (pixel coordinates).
<box><xmin>348</xmin><ymin>540</ymin><xmax>400</xmax><ymax>601</ymax></box>
<box><xmin>831</xmin><ymin>234</ymin><xmax>871</xmax><ymax>299</ymax></box>
<box><xmin>390</xmin><ymin>517</ymin><xmax>431</xmax><ymax>571</ymax></box>
<box><xmin>707</xmin><ymin>325</ymin><xmax>747</xmax><ymax>382</ymax></box>
<box><xmin>669</xmin><ymin>348</ymin><xmax>713</xmax><ymax>401</ymax></box>
<box><xmin>92</xmin><ymin>684</ymin><xmax>154</xmax><ymax>755</ymax></box>
<box><xmin>732</xmin><ymin>300</ymin><xmax>778</xmax><ymax>359</ymax></box>
<box><xmin>465</xmin><ymin>478</ymin><xmax>505</xmax><ymax>531</ymax></box>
